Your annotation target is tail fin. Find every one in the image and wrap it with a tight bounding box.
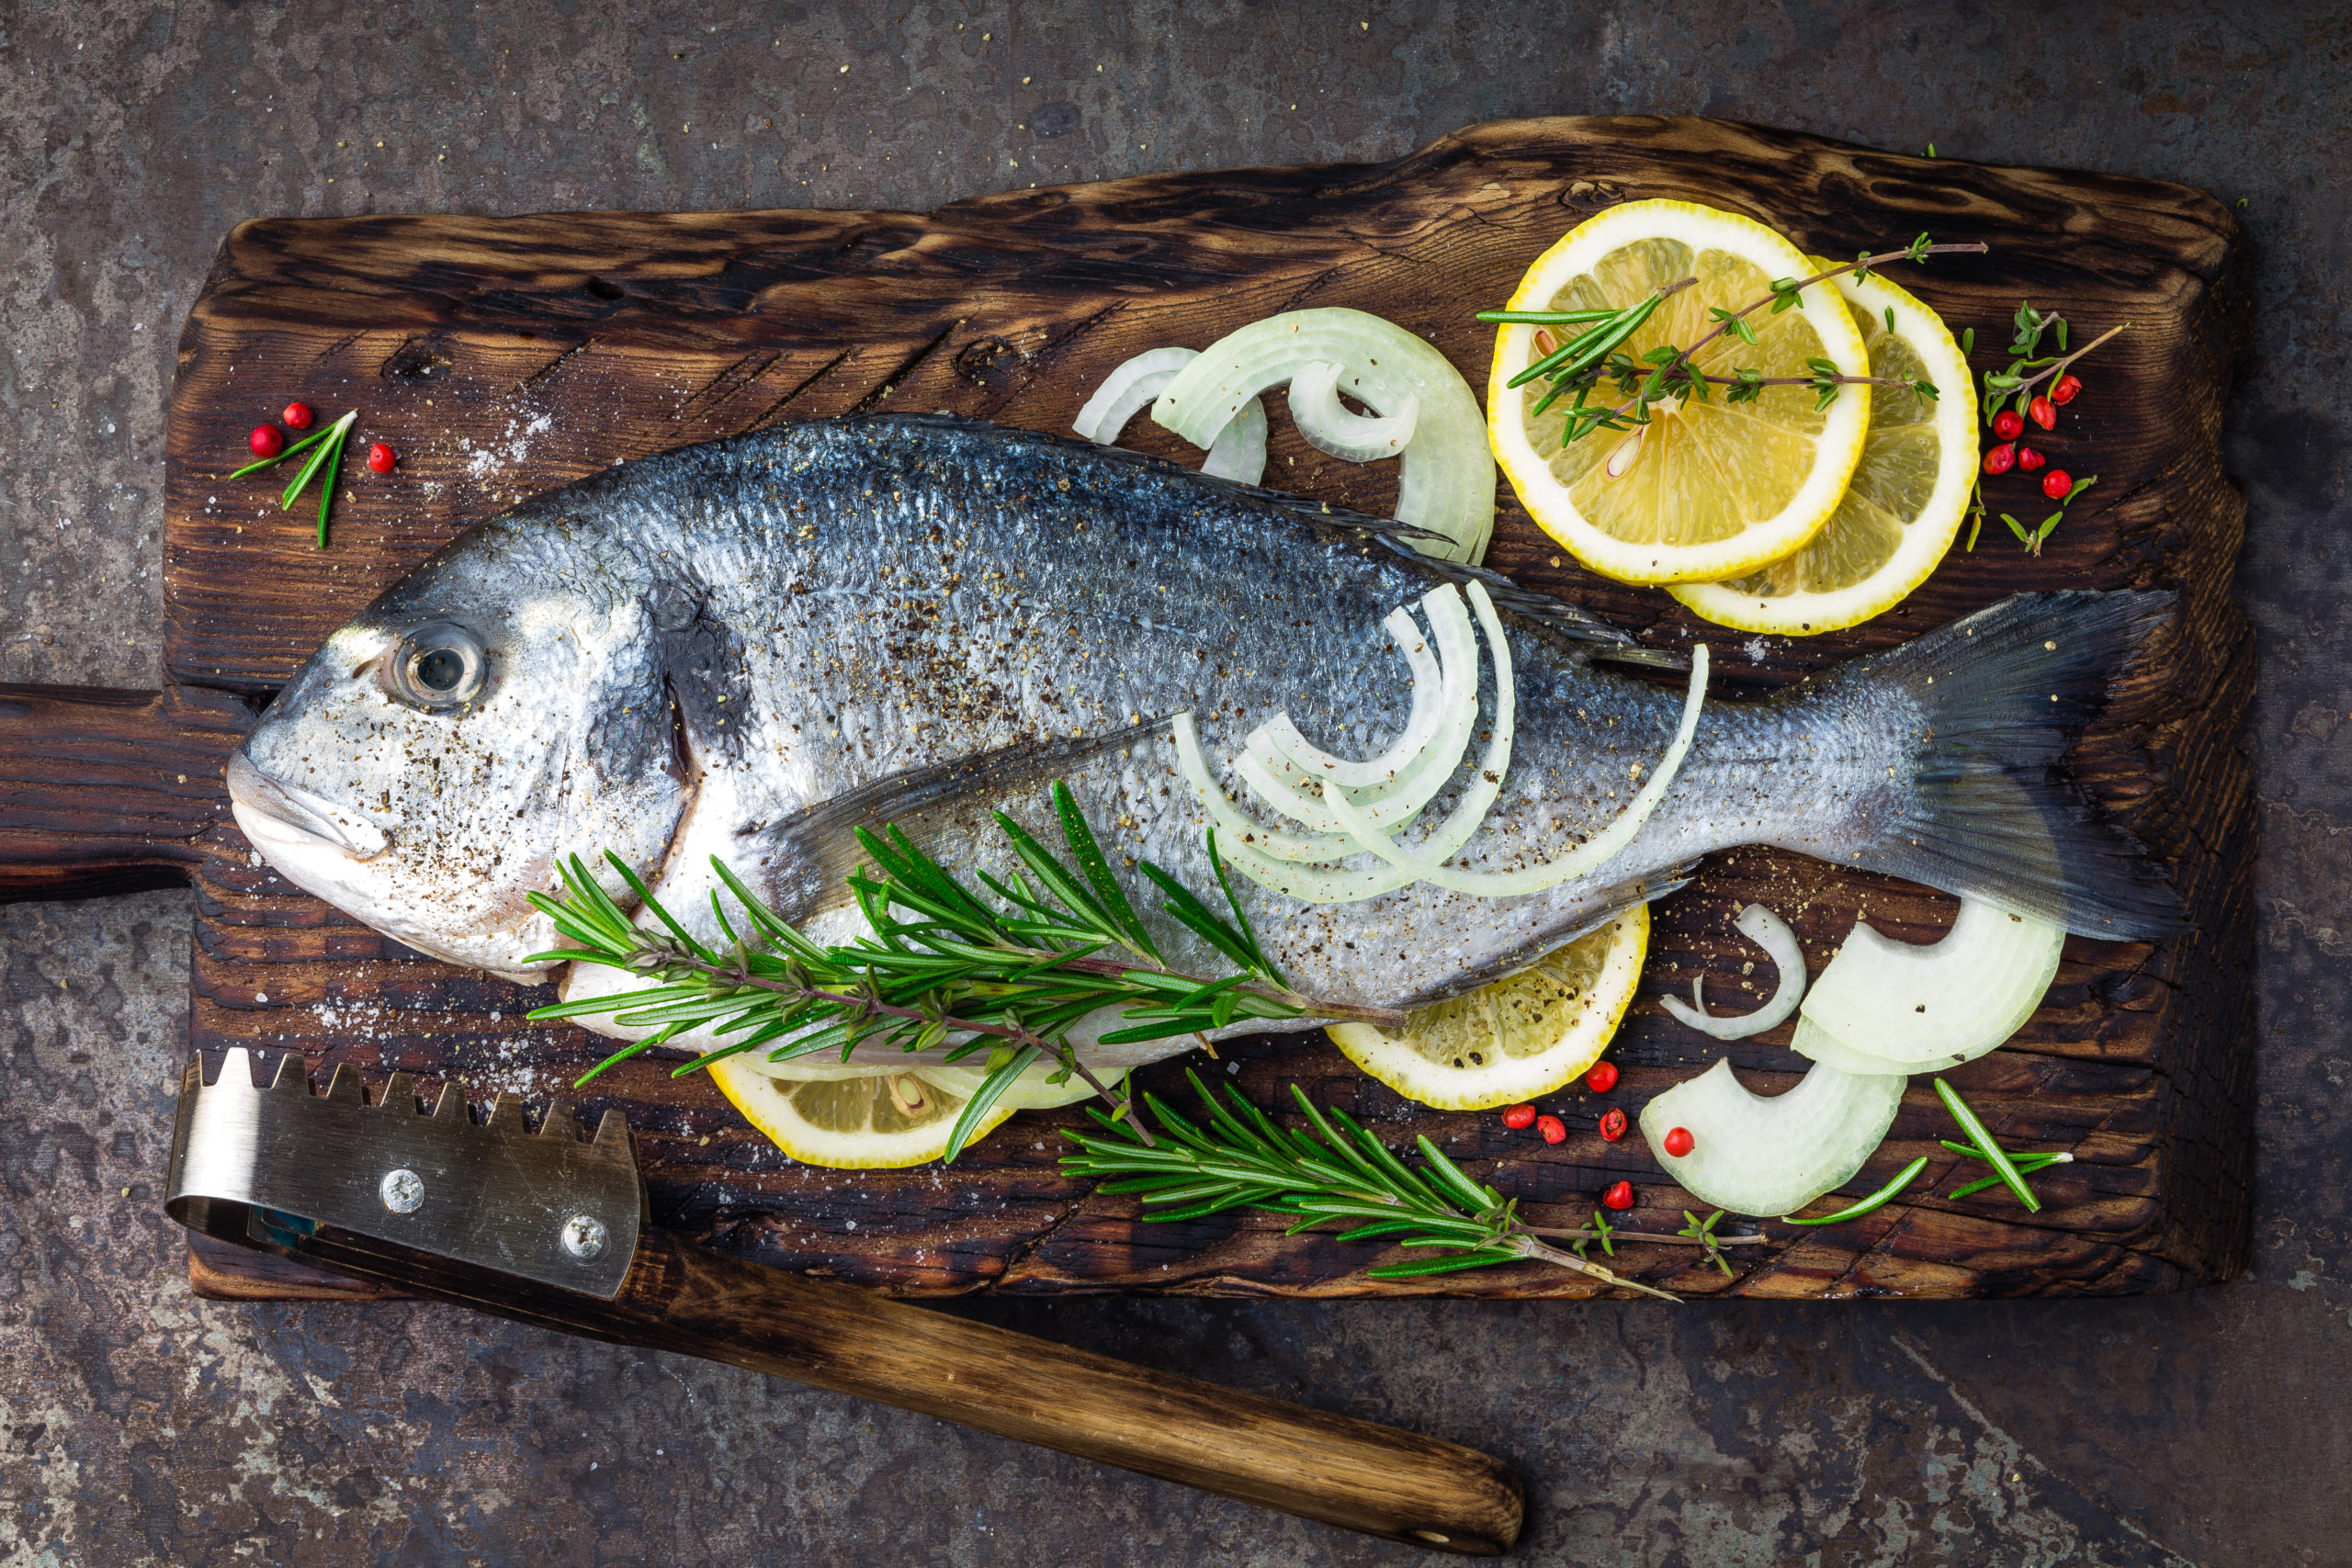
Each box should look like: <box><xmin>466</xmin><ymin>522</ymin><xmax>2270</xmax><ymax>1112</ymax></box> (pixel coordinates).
<box><xmin>1824</xmin><ymin>591</ymin><xmax>2187</xmax><ymax>940</ymax></box>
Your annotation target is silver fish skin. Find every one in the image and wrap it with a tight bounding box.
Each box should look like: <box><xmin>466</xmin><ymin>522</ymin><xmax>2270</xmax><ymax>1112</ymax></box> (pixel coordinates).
<box><xmin>229</xmin><ymin>415</ymin><xmax>2178</xmax><ymax>1070</ymax></box>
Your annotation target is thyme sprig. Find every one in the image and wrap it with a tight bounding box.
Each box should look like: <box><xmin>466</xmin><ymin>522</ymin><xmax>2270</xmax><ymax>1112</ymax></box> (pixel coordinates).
<box><xmin>1981</xmin><ymin>302</ymin><xmax>2129</xmax><ymax>428</ymax></box>
<box><xmin>1962</xmin><ymin>302</ymin><xmax>2128</xmax><ymax>553</ymax></box>
<box><xmin>1059</xmin><ymin>1070</ymin><xmax>1768</xmax><ymax>1300</ymax></box>
<box><xmin>1479</xmin><ymin>235</ymin><xmax>1989</xmax><ymax>447</ymax></box>
<box><xmin>525</xmin><ymin>784</ymin><xmax>1406</xmax><ymax>1161</ymax></box>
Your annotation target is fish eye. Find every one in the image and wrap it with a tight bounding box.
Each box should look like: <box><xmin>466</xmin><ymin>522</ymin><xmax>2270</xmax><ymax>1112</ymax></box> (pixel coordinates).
<box><xmin>387</xmin><ymin>622</ymin><xmax>488</xmax><ymax>710</ymax></box>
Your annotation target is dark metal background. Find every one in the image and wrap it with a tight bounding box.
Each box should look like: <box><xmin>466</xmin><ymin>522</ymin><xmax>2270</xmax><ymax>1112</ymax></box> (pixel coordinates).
<box><xmin>2</xmin><ymin>4</ymin><xmax>2343</xmax><ymax>1562</ymax></box>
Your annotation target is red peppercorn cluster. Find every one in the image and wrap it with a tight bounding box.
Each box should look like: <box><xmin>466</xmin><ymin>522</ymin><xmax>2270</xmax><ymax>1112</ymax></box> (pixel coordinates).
<box><xmin>1495</xmin><ymin>1058</ymin><xmax>1626</xmax><ymax>1147</ymax></box>
<box><xmin>1981</xmin><ymin>368</ymin><xmax>2090</xmax><ymax>514</ymax></box>
<box><xmin>238</xmin><ymin>403</ymin><xmax>399</xmax><ymax>481</ymax></box>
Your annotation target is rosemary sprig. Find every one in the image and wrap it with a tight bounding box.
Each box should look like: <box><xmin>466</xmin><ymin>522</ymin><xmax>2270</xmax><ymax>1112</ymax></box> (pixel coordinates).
<box><xmin>525</xmin><ymin>784</ymin><xmax>1406</xmax><ymax>1162</ymax></box>
<box><xmin>1937</xmin><ymin>1139</ymin><xmax>2074</xmax><ymax>1201</ymax></box>
<box><xmin>1482</xmin><ymin>235</ymin><xmax>1988</xmax><ymax>448</ymax></box>
<box><xmin>1059</xmin><ymin>1070</ymin><xmax>1768</xmax><ymax>1300</ymax></box>
<box><xmin>1934</xmin><ymin>1078</ymin><xmax>2038</xmax><ymax>1212</ymax></box>
<box><xmin>229</xmin><ymin>410</ymin><xmax>356</xmax><ymax>548</ymax></box>
<box><xmin>1781</xmin><ymin>1156</ymin><xmax>1928</xmax><ymax>1226</ymax></box>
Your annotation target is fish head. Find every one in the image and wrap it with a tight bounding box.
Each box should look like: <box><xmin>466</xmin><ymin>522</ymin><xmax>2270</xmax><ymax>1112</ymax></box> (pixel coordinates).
<box><xmin>228</xmin><ymin>533</ymin><xmax>689</xmax><ymax>982</ymax></box>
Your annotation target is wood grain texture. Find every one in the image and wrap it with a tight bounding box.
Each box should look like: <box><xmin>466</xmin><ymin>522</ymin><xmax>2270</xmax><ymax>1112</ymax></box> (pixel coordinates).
<box><xmin>0</xmin><ymin>684</ymin><xmax>250</xmax><ymax>900</ymax></box>
<box><xmin>21</xmin><ymin>114</ymin><xmax>2260</xmax><ymax>1297</ymax></box>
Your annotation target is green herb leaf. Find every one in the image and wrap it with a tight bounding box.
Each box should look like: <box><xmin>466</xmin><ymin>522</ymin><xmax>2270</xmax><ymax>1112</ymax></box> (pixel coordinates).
<box><xmin>1780</xmin><ymin>1157</ymin><xmax>1928</xmax><ymax>1225</ymax></box>
<box><xmin>944</xmin><ymin>1043</ymin><xmax>1041</xmax><ymax>1163</ymax></box>
<box><xmin>1933</xmin><ymin>1078</ymin><xmax>2039</xmax><ymax>1213</ymax></box>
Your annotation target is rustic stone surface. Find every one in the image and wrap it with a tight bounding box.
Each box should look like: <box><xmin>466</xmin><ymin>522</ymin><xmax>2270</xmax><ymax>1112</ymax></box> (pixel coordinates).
<box><xmin>3</xmin><ymin>3</ymin><xmax>2348</xmax><ymax>1564</ymax></box>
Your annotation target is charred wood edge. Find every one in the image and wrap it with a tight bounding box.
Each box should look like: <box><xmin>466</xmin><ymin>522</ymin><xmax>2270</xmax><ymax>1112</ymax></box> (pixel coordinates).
<box><xmin>0</xmin><ymin>683</ymin><xmax>252</xmax><ymax>902</ymax></box>
<box><xmin>172</xmin><ymin>1193</ymin><xmax>1522</xmax><ymax>1554</ymax></box>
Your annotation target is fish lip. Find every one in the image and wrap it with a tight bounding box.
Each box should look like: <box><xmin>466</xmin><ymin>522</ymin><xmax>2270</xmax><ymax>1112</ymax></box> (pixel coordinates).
<box><xmin>225</xmin><ymin>750</ymin><xmax>393</xmax><ymax>861</ymax></box>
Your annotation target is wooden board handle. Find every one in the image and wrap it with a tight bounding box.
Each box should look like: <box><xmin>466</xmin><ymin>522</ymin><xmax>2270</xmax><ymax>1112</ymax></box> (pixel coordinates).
<box><xmin>639</xmin><ymin>1235</ymin><xmax>1523</xmax><ymax>1552</ymax></box>
<box><xmin>273</xmin><ymin>1224</ymin><xmax>1522</xmax><ymax>1552</ymax></box>
<box><xmin>0</xmin><ymin>684</ymin><xmax>250</xmax><ymax>901</ymax></box>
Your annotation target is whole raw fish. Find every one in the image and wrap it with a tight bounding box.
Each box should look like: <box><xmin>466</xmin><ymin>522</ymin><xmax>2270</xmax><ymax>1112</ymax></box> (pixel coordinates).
<box><xmin>227</xmin><ymin>415</ymin><xmax>2177</xmax><ymax>1072</ymax></box>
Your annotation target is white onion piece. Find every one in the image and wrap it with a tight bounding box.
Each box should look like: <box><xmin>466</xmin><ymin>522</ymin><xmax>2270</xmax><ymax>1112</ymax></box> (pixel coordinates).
<box><xmin>1639</xmin><ymin>1058</ymin><xmax>1905</xmax><ymax>1217</ymax></box>
<box><xmin>1073</xmin><ymin>347</ymin><xmax>1200</xmax><ymax>444</ymax></box>
<box><xmin>1217</xmin><ymin>613</ymin><xmax>1707</xmax><ymax>905</ymax></box>
<box><xmin>1257</xmin><ymin>604</ymin><xmax>1445</xmax><ymax>790</ymax></box>
<box><xmin>1239</xmin><ymin>586</ymin><xmax>1481</xmax><ymax>833</ymax></box>
<box><xmin>1796</xmin><ymin>898</ymin><xmax>2064</xmax><ymax>1070</ymax></box>
<box><xmin>1171</xmin><ymin>713</ymin><xmax>1351</xmax><ymax>865</ymax></box>
<box><xmin>1262</xmin><ymin>608</ymin><xmax>1443</xmax><ymax>791</ymax></box>
<box><xmin>1152</xmin><ymin>307</ymin><xmax>1496</xmax><ymax>563</ymax></box>
<box><xmin>1201</xmin><ymin>392</ymin><xmax>1269</xmax><ymax>485</ymax></box>
<box><xmin>1660</xmin><ymin>904</ymin><xmax>1807</xmax><ymax>1040</ymax></box>
<box><xmin>1075</xmin><ymin>344</ymin><xmax>1269</xmax><ymax>485</ymax></box>
<box><xmin>1319</xmin><ymin>644</ymin><xmax>1707</xmax><ymax>898</ymax></box>
<box><xmin>1171</xmin><ymin>590</ymin><xmax>1464</xmax><ymax>866</ymax></box>
<box><xmin>1287</xmin><ymin>360</ymin><xmax>1420</xmax><ymax>462</ymax></box>
<box><xmin>1786</xmin><ymin>1018</ymin><xmax>1917</xmax><ymax>1078</ymax></box>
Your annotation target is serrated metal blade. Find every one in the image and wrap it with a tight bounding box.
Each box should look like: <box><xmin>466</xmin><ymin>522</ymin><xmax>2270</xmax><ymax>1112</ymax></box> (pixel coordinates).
<box><xmin>164</xmin><ymin>1049</ymin><xmax>641</xmax><ymax>1298</ymax></box>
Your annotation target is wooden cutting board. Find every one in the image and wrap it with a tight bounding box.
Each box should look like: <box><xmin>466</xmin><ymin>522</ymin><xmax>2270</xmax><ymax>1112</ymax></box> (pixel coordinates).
<box><xmin>0</xmin><ymin>116</ymin><xmax>2253</xmax><ymax>1301</ymax></box>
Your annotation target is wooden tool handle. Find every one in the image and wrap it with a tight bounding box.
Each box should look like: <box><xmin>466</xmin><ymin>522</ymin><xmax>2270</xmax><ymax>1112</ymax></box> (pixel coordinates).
<box><xmin>282</xmin><ymin>1224</ymin><xmax>1522</xmax><ymax>1553</ymax></box>
<box><xmin>0</xmin><ymin>683</ymin><xmax>250</xmax><ymax>901</ymax></box>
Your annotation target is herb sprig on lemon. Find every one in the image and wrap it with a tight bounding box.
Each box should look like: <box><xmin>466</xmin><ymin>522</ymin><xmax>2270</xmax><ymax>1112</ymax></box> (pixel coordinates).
<box><xmin>1487</xmin><ymin>202</ymin><xmax>1986</xmax><ymax>633</ymax></box>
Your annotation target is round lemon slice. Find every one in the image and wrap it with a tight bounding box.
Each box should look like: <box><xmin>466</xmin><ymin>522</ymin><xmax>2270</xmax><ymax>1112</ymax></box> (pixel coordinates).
<box><xmin>1488</xmin><ymin>201</ymin><xmax>1872</xmax><ymax>584</ymax></box>
<box><xmin>1668</xmin><ymin>264</ymin><xmax>1979</xmax><ymax>634</ymax></box>
<box><xmin>706</xmin><ymin>1054</ymin><xmax>1015</xmax><ymax>1168</ymax></box>
<box><xmin>1326</xmin><ymin>907</ymin><xmax>1647</xmax><ymax>1110</ymax></box>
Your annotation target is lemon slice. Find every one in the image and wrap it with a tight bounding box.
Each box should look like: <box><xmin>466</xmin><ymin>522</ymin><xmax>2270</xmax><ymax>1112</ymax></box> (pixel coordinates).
<box><xmin>1488</xmin><ymin>201</ymin><xmax>1871</xmax><ymax>584</ymax></box>
<box><xmin>1668</xmin><ymin>264</ymin><xmax>1979</xmax><ymax>634</ymax></box>
<box><xmin>914</xmin><ymin>1056</ymin><xmax>1125</xmax><ymax>1111</ymax></box>
<box><xmin>1326</xmin><ymin>907</ymin><xmax>1647</xmax><ymax>1110</ymax></box>
<box><xmin>706</xmin><ymin>1054</ymin><xmax>1015</xmax><ymax>1168</ymax></box>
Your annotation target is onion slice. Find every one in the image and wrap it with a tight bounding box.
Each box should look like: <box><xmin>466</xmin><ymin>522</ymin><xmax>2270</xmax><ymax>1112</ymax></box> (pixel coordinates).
<box><xmin>1153</xmin><ymin>307</ymin><xmax>1496</xmax><ymax>563</ymax></box>
<box><xmin>1239</xmin><ymin>586</ymin><xmax>1481</xmax><ymax>834</ymax></box>
<box><xmin>1660</xmin><ymin>903</ymin><xmax>1807</xmax><ymax>1040</ymax></box>
<box><xmin>1202</xmin><ymin>392</ymin><xmax>1268</xmax><ymax>485</ymax></box>
<box><xmin>1257</xmin><ymin>603</ymin><xmax>1447</xmax><ymax>790</ymax></box>
<box><xmin>1204</xmin><ymin>587</ymin><xmax>1711</xmax><ymax>906</ymax></box>
<box><xmin>1318</xmin><ymin>644</ymin><xmax>1706</xmax><ymax>897</ymax></box>
<box><xmin>1171</xmin><ymin>713</ymin><xmax>1351</xmax><ymax>865</ymax></box>
<box><xmin>1287</xmin><ymin>360</ymin><xmax>1419</xmax><ymax>462</ymax></box>
<box><xmin>1075</xmin><ymin>344</ymin><xmax>1270</xmax><ymax>486</ymax></box>
<box><xmin>1639</xmin><ymin>1058</ymin><xmax>1906</xmax><ymax>1218</ymax></box>
<box><xmin>1792</xmin><ymin>898</ymin><xmax>2064</xmax><ymax>1072</ymax></box>
<box><xmin>1073</xmin><ymin>347</ymin><xmax>1200</xmax><ymax>444</ymax></box>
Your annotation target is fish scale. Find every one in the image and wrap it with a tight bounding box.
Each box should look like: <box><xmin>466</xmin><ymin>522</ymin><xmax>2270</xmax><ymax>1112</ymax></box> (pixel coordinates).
<box><xmin>228</xmin><ymin>414</ymin><xmax>2181</xmax><ymax>1075</ymax></box>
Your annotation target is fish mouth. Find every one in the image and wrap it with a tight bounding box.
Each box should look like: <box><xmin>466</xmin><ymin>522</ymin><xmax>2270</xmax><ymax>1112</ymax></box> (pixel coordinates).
<box><xmin>225</xmin><ymin>750</ymin><xmax>393</xmax><ymax>861</ymax></box>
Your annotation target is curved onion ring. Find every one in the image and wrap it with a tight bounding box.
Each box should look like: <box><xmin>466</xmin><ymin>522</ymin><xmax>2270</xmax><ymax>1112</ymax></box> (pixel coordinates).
<box><xmin>1257</xmin><ymin>602</ymin><xmax>1446</xmax><ymax>790</ymax></box>
<box><xmin>1200</xmin><ymin>393</ymin><xmax>1268</xmax><ymax>484</ymax></box>
<box><xmin>1073</xmin><ymin>347</ymin><xmax>1200</xmax><ymax>444</ymax></box>
<box><xmin>1170</xmin><ymin>588</ymin><xmax>1465</xmax><ymax>866</ymax></box>
<box><xmin>1193</xmin><ymin>581</ymin><xmax>1710</xmax><ymax>905</ymax></box>
<box><xmin>1152</xmin><ymin>308</ymin><xmax>1496</xmax><ymax>564</ymax></box>
<box><xmin>1238</xmin><ymin>588</ymin><xmax>1480</xmax><ymax>834</ymax></box>
<box><xmin>1659</xmin><ymin>903</ymin><xmax>1807</xmax><ymax>1039</ymax></box>
<box><xmin>1317</xmin><ymin>643</ymin><xmax>1707</xmax><ymax>899</ymax></box>
<box><xmin>1075</xmin><ymin>344</ymin><xmax>1269</xmax><ymax>485</ymax></box>
<box><xmin>1287</xmin><ymin>360</ymin><xmax>1419</xmax><ymax>462</ymax></box>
